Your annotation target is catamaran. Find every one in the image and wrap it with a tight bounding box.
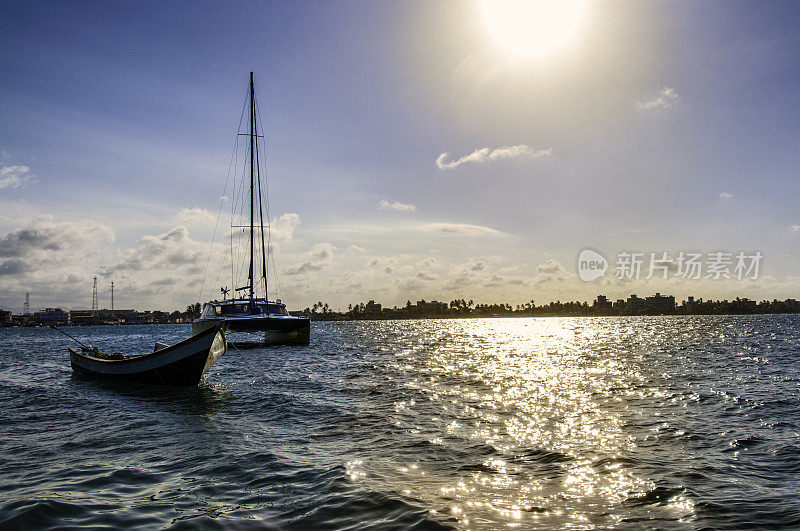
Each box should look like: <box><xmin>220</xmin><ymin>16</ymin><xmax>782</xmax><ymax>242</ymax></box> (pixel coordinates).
<box><xmin>192</xmin><ymin>72</ymin><xmax>310</xmax><ymax>345</ymax></box>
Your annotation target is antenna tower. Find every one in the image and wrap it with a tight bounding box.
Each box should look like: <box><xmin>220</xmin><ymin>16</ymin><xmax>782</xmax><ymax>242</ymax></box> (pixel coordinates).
<box><xmin>92</xmin><ymin>277</ymin><xmax>98</xmax><ymax>312</ymax></box>
<box><xmin>111</xmin><ymin>281</ymin><xmax>114</xmax><ymax>311</ymax></box>
<box><xmin>24</xmin><ymin>292</ymin><xmax>30</xmax><ymax>314</ymax></box>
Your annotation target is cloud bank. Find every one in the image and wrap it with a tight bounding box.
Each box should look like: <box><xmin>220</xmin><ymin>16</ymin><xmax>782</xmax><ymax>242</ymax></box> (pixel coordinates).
<box><xmin>106</xmin><ymin>226</ymin><xmax>204</xmax><ymax>273</ymax></box>
<box><xmin>436</xmin><ymin>145</ymin><xmax>552</xmax><ymax>170</ymax></box>
<box><xmin>0</xmin><ymin>217</ymin><xmax>114</xmax><ymax>263</ymax></box>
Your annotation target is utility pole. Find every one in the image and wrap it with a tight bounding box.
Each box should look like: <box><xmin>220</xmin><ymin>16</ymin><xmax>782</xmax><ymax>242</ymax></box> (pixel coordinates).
<box><xmin>111</xmin><ymin>281</ymin><xmax>114</xmax><ymax>311</ymax></box>
<box><xmin>24</xmin><ymin>293</ymin><xmax>30</xmax><ymax>315</ymax></box>
<box><xmin>92</xmin><ymin>277</ymin><xmax>98</xmax><ymax>312</ymax></box>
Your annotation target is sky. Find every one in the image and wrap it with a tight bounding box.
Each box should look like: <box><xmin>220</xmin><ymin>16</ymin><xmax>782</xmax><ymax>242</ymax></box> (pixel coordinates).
<box><xmin>1</xmin><ymin>0</ymin><xmax>799</xmax><ymax>312</ymax></box>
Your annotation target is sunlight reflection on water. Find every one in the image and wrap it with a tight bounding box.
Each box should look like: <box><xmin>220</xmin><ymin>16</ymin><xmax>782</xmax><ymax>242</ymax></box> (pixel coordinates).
<box><xmin>362</xmin><ymin>318</ymin><xmax>698</xmax><ymax>528</ymax></box>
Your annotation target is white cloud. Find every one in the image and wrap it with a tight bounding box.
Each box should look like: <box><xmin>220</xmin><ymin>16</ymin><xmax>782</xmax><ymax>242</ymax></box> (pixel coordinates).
<box><xmin>105</xmin><ymin>226</ymin><xmax>204</xmax><ymax>273</ymax></box>
<box><xmin>537</xmin><ymin>259</ymin><xmax>566</xmax><ymax>275</ymax></box>
<box><xmin>636</xmin><ymin>87</ymin><xmax>680</xmax><ymax>110</ymax></box>
<box><xmin>270</xmin><ymin>213</ymin><xmax>301</xmax><ymax>241</ymax></box>
<box><xmin>416</xmin><ymin>271</ymin><xmax>438</xmax><ymax>281</ymax></box>
<box><xmin>719</xmin><ymin>192</ymin><xmax>733</xmax><ymax>200</ymax></box>
<box><xmin>0</xmin><ymin>165</ymin><xmax>32</xmax><ymax>190</ymax></box>
<box><xmin>426</xmin><ymin>222</ymin><xmax>501</xmax><ymax>236</ymax></box>
<box><xmin>790</xmin><ymin>225</ymin><xmax>800</xmax><ymax>233</ymax></box>
<box><xmin>0</xmin><ymin>217</ymin><xmax>114</xmax><ymax>263</ymax></box>
<box><xmin>378</xmin><ymin>200</ymin><xmax>416</xmax><ymax>212</ymax></box>
<box><xmin>535</xmin><ymin>259</ymin><xmax>570</xmax><ymax>284</ymax></box>
<box><xmin>418</xmin><ymin>256</ymin><xmax>439</xmax><ymax>268</ymax></box>
<box><xmin>397</xmin><ymin>278</ymin><xmax>425</xmax><ymax>292</ymax></box>
<box><xmin>0</xmin><ymin>216</ymin><xmax>117</xmax><ymax>312</ymax></box>
<box><xmin>367</xmin><ymin>256</ymin><xmax>396</xmax><ymax>274</ymax></box>
<box><xmin>176</xmin><ymin>207</ymin><xmax>216</xmax><ymax>226</ymax></box>
<box><xmin>484</xmin><ymin>274</ymin><xmax>504</xmax><ymax>288</ymax></box>
<box><xmin>470</xmin><ymin>261</ymin><xmax>487</xmax><ymax>271</ymax></box>
<box><xmin>284</xmin><ymin>242</ymin><xmax>334</xmax><ymax>275</ymax></box>
<box><xmin>436</xmin><ymin>145</ymin><xmax>552</xmax><ymax>170</ymax></box>
<box><xmin>346</xmin><ymin>245</ymin><xmax>366</xmax><ymax>253</ymax></box>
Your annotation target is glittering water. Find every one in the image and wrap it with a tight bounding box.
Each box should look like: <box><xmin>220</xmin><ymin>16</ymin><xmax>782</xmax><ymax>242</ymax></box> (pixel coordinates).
<box><xmin>1</xmin><ymin>316</ymin><xmax>799</xmax><ymax>529</ymax></box>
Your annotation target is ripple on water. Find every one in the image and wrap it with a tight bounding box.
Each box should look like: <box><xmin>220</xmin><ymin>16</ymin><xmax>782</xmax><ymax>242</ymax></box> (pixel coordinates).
<box><xmin>1</xmin><ymin>317</ymin><xmax>800</xmax><ymax>528</ymax></box>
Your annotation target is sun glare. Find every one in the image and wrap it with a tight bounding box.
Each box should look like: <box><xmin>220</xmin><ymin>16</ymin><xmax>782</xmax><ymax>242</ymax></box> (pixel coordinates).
<box><xmin>479</xmin><ymin>0</ymin><xmax>589</xmax><ymax>59</ymax></box>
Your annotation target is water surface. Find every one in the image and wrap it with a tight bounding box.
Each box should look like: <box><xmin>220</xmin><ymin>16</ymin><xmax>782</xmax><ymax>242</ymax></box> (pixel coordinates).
<box><xmin>1</xmin><ymin>316</ymin><xmax>799</xmax><ymax>528</ymax></box>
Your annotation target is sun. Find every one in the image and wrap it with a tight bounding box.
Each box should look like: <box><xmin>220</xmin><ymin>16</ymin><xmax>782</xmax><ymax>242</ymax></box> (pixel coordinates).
<box><xmin>479</xmin><ymin>0</ymin><xmax>589</xmax><ymax>59</ymax></box>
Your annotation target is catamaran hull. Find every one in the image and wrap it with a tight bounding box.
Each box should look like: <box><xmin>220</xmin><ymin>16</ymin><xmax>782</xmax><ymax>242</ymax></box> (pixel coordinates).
<box><xmin>264</xmin><ymin>328</ymin><xmax>309</xmax><ymax>345</ymax></box>
<box><xmin>192</xmin><ymin>316</ymin><xmax>310</xmax><ymax>345</ymax></box>
<box><xmin>69</xmin><ymin>324</ymin><xmax>226</xmax><ymax>386</ymax></box>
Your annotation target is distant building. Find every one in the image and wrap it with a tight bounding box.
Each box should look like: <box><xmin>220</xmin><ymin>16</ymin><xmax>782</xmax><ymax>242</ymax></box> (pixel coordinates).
<box><xmin>35</xmin><ymin>308</ymin><xmax>69</xmax><ymax>325</ymax></box>
<box><xmin>152</xmin><ymin>311</ymin><xmax>171</xmax><ymax>323</ymax></box>
<box><xmin>69</xmin><ymin>310</ymin><xmax>98</xmax><ymax>325</ymax></box>
<box><xmin>98</xmin><ymin>309</ymin><xmax>136</xmax><ymax>324</ymax></box>
<box><xmin>110</xmin><ymin>309</ymin><xmax>136</xmax><ymax>323</ymax></box>
<box><xmin>0</xmin><ymin>310</ymin><xmax>11</xmax><ymax>325</ymax></box>
<box><xmin>645</xmin><ymin>293</ymin><xmax>675</xmax><ymax>313</ymax></box>
<box><xmin>11</xmin><ymin>313</ymin><xmax>36</xmax><ymax>326</ymax></box>
<box><xmin>364</xmin><ymin>300</ymin><xmax>382</xmax><ymax>313</ymax></box>
<box><xmin>626</xmin><ymin>294</ymin><xmax>646</xmax><ymax>312</ymax></box>
<box><xmin>593</xmin><ymin>295</ymin><xmax>612</xmax><ymax>311</ymax></box>
<box><xmin>135</xmin><ymin>311</ymin><xmax>154</xmax><ymax>324</ymax></box>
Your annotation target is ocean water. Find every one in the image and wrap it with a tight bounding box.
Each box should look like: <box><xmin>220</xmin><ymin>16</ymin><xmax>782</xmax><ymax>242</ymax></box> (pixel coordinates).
<box><xmin>1</xmin><ymin>315</ymin><xmax>799</xmax><ymax>529</ymax></box>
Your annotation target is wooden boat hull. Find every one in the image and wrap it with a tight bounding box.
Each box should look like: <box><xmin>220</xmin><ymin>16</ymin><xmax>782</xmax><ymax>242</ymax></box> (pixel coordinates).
<box><xmin>69</xmin><ymin>324</ymin><xmax>226</xmax><ymax>386</ymax></box>
<box><xmin>192</xmin><ymin>315</ymin><xmax>310</xmax><ymax>345</ymax></box>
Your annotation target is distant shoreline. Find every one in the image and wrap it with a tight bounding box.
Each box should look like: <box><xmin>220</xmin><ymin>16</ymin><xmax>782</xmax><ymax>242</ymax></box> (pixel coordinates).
<box><xmin>305</xmin><ymin>294</ymin><xmax>799</xmax><ymax>321</ymax></box>
<box><xmin>4</xmin><ymin>294</ymin><xmax>798</xmax><ymax>327</ymax></box>
<box><xmin>4</xmin><ymin>312</ymin><xmax>799</xmax><ymax>328</ymax></box>
<box><xmin>306</xmin><ymin>311</ymin><xmax>800</xmax><ymax>322</ymax></box>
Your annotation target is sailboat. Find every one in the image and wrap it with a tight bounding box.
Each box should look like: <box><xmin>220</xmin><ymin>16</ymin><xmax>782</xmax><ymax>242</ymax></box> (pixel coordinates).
<box><xmin>192</xmin><ymin>72</ymin><xmax>310</xmax><ymax>345</ymax></box>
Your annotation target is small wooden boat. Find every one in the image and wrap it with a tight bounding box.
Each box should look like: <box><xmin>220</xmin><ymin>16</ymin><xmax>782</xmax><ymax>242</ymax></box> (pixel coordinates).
<box><xmin>69</xmin><ymin>323</ymin><xmax>226</xmax><ymax>386</ymax></box>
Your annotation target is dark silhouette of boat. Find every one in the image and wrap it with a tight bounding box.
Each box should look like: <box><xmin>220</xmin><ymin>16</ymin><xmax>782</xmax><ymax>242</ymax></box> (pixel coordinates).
<box><xmin>193</xmin><ymin>299</ymin><xmax>309</xmax><ymax>345</ymax></box>
<box><xmin>193</xmin><ymin>72</ymin><xmax>310</xmax><ymax>345</ymax></box>
<box><xmin>69</xmin><ymin>323</ymin><xmax>226</xmax><ymax>386</ymax></box>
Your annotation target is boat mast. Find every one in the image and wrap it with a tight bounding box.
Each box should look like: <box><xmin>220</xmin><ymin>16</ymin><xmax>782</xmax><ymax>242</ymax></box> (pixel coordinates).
<box><xmin>256</xmin><ymin>138</ymin><xmax>268</xmax><ymax>302</ymax></box>
<box><xmin>248</xmin><ymin>71</ymin><xmax>255</xmax><ymax>305</ymax></box>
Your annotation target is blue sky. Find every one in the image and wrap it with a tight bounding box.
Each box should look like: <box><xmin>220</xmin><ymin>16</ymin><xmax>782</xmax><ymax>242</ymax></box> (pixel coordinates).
<box><xmin>1</xmin><ymin>1</ymin><xmax>799</xmax><ymax>312</ymax></box>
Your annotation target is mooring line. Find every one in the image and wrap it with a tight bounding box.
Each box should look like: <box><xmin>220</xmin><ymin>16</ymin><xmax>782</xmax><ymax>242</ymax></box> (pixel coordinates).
<box><xmin>228</xmin><ymin>340</ymin><xmax>272</xmax><ymax>388</ymax></box>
